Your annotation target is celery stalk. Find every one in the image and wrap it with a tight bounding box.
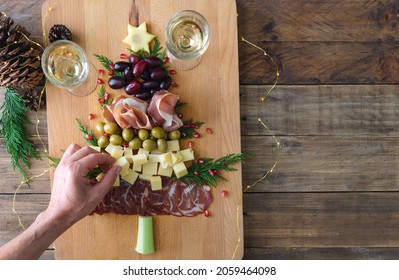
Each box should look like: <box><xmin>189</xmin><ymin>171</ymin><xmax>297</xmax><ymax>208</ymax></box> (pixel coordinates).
<box><xmin>135</xmin><ymin>216</ymin><xmax>155</xmax><ymax>254</ymax></box>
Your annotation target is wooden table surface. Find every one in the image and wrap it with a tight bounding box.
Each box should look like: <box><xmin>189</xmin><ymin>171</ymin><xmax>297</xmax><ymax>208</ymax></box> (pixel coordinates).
<box><xmin>1</xmin><ymin>0</ymin><xmax>399</xmax><ymax>260</ymax></box>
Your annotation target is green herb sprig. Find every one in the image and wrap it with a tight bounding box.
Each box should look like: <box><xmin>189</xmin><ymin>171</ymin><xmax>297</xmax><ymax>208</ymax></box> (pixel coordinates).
<box><xmin>98</xmin><ymin>85</ymin><xmax>113</xmax><ymax>109</ymax></box>
<box><xmin>179</xmin><ymin>119</ymin><xmax>205</xmax><ymax>139</ymax></box>
<box><xmin>180</xmin><ymin>153</ymin><xmax>245</xmax><ymax>187</ymax></box>
<box><xmin>128</xmin><ymin>37</ymin><xmax>166</xmax><ymax>60</ymax></box>
<box><xmin>0</xmin><ymin>87</ymin><xmax>41</xmax><ymax>180</ymax></box>
<box><xmin>93</xmin><ymin>54</ymin><xmax>124</xmax><ymax>78</ymax></box>
<box><xmin>76</xmin><ymin>118</ymin><xmax>98</xmax><ymax>146</ymax></box>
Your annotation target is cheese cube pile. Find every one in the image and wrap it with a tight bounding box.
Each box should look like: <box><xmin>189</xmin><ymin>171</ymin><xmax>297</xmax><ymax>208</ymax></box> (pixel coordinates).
<box><xmin>103</xmin><ymin>143</ymin><xmax>195</xmax><ymax>191</ymax></box>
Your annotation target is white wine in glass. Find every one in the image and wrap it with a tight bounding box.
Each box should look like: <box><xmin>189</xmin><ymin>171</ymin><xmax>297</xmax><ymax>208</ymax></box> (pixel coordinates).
<box><xmin>41</xmin><ymin>40</ymin><xmax>97</xmax><ymax>96</ymax></box>
<box><xmin>165</xmin><ymin>10</ymin><xmax>210</xmax><ymax>70</ymax></box>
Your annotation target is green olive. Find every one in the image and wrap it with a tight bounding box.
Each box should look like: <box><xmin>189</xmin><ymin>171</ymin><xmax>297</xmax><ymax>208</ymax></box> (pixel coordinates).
<box><xmin>128</xmin><ymin>137</ymin><xmax>142</xmax><ymax>150</ymax></box>
<box><xmin>97</xmin><ymin>135</ymin><xmax>109</xmax><ymax>148</ymax></box>
<box><xmin>168</xmin><ymin>130</ymin><xmax>181</xmax><ymax>140</ymax></box>
<box><xmin>110</xmin><ymin>134</ymin><xmax>123</xmax><ymax>146</ymax></box>
<box><xmin>157</xmin><ymin>139</ymin><xmax>168</xmax><ymax>153</ymax></box>
<box><xmin>104</xmin><ymin>122</ymin><xmax>119</xmax><ymax>134</ymax></box>
<box><xmin>122</xmin><ymin>128</ymin><xmax>134</xmax><ymax>141</ymax></box>
<box><xmin>142</xmin><ymin>139</ymin><xmax>157</xmax><ymax>151</ymax></box>
<box><xmin>138</xmin><ymin>129</ymin><xmax>149</xmax><ymax>140</ymax></box>
<box><xmin>151</xmin><ymin>126</ymin><xmax>166</xmax><ymax>139</ymax></box>
<box><xmin>95</xmin><ymin>122</ymin><xmax>105</xmax><ymax>135</ymax></box>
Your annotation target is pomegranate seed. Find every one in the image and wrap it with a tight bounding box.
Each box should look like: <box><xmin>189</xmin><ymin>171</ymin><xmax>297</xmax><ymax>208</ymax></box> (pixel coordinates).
<box><xmin>123</xmin><ymin>142</ymin><xmax>129</xmax><ymax>148</ymax></box>
<box><xmin>177</xmin><ymin>112</ymin><xmax>183</xmax><ymax>118</ymax></box>
<box><xmin>191</xmin><ymin>124</ymin><xmax>198</xmax><ymax>129</ymax></box>
<box><xmin>206</xmin><ymin>128</ymin><xmax>213</xmax><ymax>134</ymax></box>
<box><xmin>133</xmin><ymin>129</ymin><xmax>138</xmax><ymax>135</ymax></box>
<box><xmin>221</xmin><ymin>190</ymin><xmax>228</xmax><ymax>198</ymax></box>
<box><xmin>181</xmin><ymin>132</ymin><xmax>187</xmax><ymax>137</ymax></box>
<box><xmin>208</xmin><ymin>169</ymin><xmax>215</xmax><ymax>176</ymax></box>
<box><xmin>204</xmin><ymin>210</ymin><xmax>210</xmax><ymax>217</ymax></box>
<box><xmin>98</xmin><ymin>69</ymin><xmax>105</xmax><ymax>76</ymax></box>
<box><xmin>171</xmin><ymin>81</ymin><xmax>178</xmax><ymax>87</ymax></box>
<box><xmin>88</xmin><ymin>113</ymin><xmax>95</xmax><ymax>120</ymax></box>
<box><xmin>120</xmin><ymin>53</ymin><xmax>127</xmax><ymax>59</ymax></box>
<box><xmin>169</xmin><ymin>69</ymin><xmax>177</xmax><ymax>75</ymax></box>
<box><xmin>97</xmin><ymin>78</ymin><xmax>104</xmax><ymax>84</ymax></box>
<box><xmin>194</xmin><ymin>133</ymin><xmax>200</xmax><ymax>138</ymax></box>
<box><xmin>213</xmin><ymin>170</ymin><xmax>220</xmax><ymax>175</ymax></box>
<box><xmin>98</xmin><ymin>98</ymin><xmax>104</xmax><ymax>104</ymax></box>
<box><xmin>188</xmin><ymin>141</ymin><xmax>194</xmax><ymax>148</ymax></box>
<box><xmin>198</xmin><ymin>159</ymin><xmax>204</xmax><ymax>164</ymax></box>
<box><xmin>185</xmin><ymin>123</ymin><xmax>191</xmax><ymax>128</ymax></box>
<box><xmin>103</xmin><ymin>132</ymin><xmax>110</xmax><ymax>137</ymax></box>
<box><xmin>163</xmin><ymin>56</ymin><xmax>170</xmax><ymax>63</ymax></box>
<box><xmin>109</xmin><ymin>64</ymin><xmax>115</xmax><ymax>70</ymax></box>
<box><xmin>194</xmin><ymin>171</ymin><xmax>199</xmax><ymax>176</ymax></box>
<box><xmin>108</xmin><ymin>70</ymin><xmax>114</xmax><ymax>75</ymax></box>
<box><xmin>85</xmin><ymin>134</ymin><xmax>92</xmax><ymax>140</ymax></box>
<box><xmin>104</xmin><ymin>92</ymin><xmax>110</xmax><ymax>101</ymax></box>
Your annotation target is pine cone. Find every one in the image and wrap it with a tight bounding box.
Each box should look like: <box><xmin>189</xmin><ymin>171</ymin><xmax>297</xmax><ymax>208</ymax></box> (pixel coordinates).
<box><xmin>49</xmin><ymin>24</ymin><xmax>72</xmax><ymax>43</ymax></box>
<box><xmin>0</xmin><ymin>12</ymin><xmax>44</xmax><ymax>88</ymax></box>
<box><xmin>21</xmin><ymin>87</ymin><xmax>46</xmax><ymax>111</ymax></box>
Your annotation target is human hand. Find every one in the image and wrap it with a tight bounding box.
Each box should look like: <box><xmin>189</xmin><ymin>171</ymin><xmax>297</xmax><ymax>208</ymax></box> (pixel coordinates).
<box><xmin>46</xmin><ymin>144</ymin><xmax>121</xmax><ymax>225</ymax></box>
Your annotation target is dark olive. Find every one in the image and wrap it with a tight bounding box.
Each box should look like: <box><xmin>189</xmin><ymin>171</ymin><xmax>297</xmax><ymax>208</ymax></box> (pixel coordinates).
<box><xmin>142</xmin><ymin>80</ymin><xmax>159</xmax><ymax>89</ymax></box>
<box><xmin>140</xmin><ymin>69</ymin><xmax>151</xmax><ymax>80</ymax></box>
<box><xmin>129</xmin><ymin>54</ymin><xmax>140</xmax><ymax>65</ymax></box>
<box><xmin>150</xmin><ymin>67</ymin><xmax>167</xmax><ymax>80</ymax></box>
<box><xmin>133</xmin><ymin>60</ymin><xmax>148</xmax><ymax>77</ymax></box>
<box><xmin>125</xmin><ymin>81</ymin><xmax>141</xmax><ymax>95</ymax></box>
<box><xmin>124</xmin><ymin>67</ymin><xmax>134</xmax><ymax>83</ymax></box>
<box><xmin>114</xmin><ymin>61</ymin><xmax>131</xmax><ymax>71</ymax></box>
<box><xmin>108</xmin><ymin>76</ymin><xmax>126</xmax><ymax>89</ymax></box>
<box><xmin>144</xmin><ymin>56</ymin><xmax>163</xmax><ymax>68</ymax></box>
<box><xmin>134</xmin><ymin>91</ymin><xmax>152</xmax><ymax>100</ymax></box>
<box><xmin>159</xmin><ymin>76</ymin><xmax>172</xmax><ymax>90</ymax></box>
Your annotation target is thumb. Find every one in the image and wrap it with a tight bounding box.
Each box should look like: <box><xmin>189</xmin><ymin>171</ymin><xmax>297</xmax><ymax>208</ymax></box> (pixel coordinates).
<box><xmin>93</xmin><ymin>166</ymin><xmax>122</xmax><ymax>196</ymax></box>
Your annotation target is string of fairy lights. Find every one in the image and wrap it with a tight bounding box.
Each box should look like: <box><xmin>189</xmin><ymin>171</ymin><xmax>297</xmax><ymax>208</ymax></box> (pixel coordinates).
<box><xmin>7</xmin><ymin>3</ymin><xmax>281</xmax><ymax>258</ymax></box>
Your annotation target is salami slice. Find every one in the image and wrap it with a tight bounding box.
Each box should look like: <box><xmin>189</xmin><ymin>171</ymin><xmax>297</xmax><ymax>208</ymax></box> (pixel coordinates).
<box><xmin>93</xmin><ymin>178</ymin><xmax>212</xmax><ymax>217</ymax></box>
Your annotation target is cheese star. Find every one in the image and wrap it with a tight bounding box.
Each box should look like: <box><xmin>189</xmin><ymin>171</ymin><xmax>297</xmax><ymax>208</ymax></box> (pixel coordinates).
<box><xmin>122</xmin><ymin>22</ymin><xmax>155</xmax><ymax>53</ymax></box>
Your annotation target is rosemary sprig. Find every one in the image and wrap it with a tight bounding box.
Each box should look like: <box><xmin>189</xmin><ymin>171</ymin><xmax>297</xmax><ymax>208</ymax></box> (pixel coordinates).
<box><xmin>179</xmin><ymin>119</ymin><xmax>205</xmax><ymax>139</ymax></box>
<box><xmin>93</xmin><ymin>54</ymin><xmax>124</xmax><ymax>78</ymax></box>
<box><xmin>0</xmin><ymin>87</ymin><xmax>41</xmax><ymax>180</ymax></box>
<box><xmin>75</xmin><ymin>118</ymin><xmax>98</xmax><ymax>146</ymax></box>
<box><xmin>179</xmin><ymin>153</ymin><xmax>245</xmax><ymax>187</ymax></box>
<box><xmin>174</xmin><ymin>101</ymin><xmax>187</xmax><ymax>112</ymax></box>
<box><xmin>128</xmin><ymin>37</ymin><xmax>166</xmax><ymax>60</ymax></box>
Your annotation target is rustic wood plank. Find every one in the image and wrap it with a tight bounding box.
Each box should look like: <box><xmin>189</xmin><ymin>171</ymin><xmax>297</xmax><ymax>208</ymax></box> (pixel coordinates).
<box><xmin>240</xmin><ymin>85</ymin><xmax>399</xmax><ymax>136</ymax></box>
<box><xmin>242</xmin><ymin>135</ymin><xmax>399</xmax><ymax>192</ymax></box>
<box><xmin>244</xmin><ymin>247</ymin><xmax>399</xmax><ymax>260</ymax></box>
<box><xmin>243</xmin><ymin>192</ymin><xmax>399</xmax><ymax>248</ymax></box>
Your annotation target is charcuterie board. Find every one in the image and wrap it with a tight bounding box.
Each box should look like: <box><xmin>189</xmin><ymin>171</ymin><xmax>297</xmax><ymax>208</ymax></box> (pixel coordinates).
<box><xmin>42</xmin><ymin>0</ymin><xmax>242</xmax><ymax>259</ymax></box>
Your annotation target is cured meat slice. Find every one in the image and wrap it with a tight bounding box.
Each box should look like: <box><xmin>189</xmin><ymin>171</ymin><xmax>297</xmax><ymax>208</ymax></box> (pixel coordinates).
<box><xmin>93</xmin><ymin>178</ymin><xmax>212</xmax><ymax>217</ymax></box>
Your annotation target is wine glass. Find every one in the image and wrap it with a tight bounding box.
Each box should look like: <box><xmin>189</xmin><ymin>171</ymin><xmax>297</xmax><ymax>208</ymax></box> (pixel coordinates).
<box><xmin>41</xmin><ymin>40</ymin><xmax>97</xmax><ymax>96</ymax></box>
<box><xmin>165</xmin><ymin>10</ymin><xmax>210</xmax><ymax>71</ymax></box>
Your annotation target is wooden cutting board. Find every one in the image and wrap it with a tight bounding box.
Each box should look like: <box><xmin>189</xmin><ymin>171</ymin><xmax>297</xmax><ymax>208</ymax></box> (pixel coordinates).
<box><xmin>42</xmin><ymin>0</ymin><xmax>242</xmax><ymax>259</ymax></box>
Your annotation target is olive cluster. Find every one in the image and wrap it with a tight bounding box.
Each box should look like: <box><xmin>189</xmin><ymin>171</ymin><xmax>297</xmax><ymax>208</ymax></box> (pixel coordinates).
<box><xmin>108</xmin><ymin>55</ymin><xmax>172</xmax><ymax>100</ymax></box>
<box><xmin>95</xmin><ymin>122</ymin><xmax>181</xmax><ymax>152</ymax></box>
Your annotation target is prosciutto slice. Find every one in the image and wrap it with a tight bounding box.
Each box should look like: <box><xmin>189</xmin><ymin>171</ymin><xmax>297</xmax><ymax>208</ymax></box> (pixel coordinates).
<box><xmin>93</xmin><ymin>178</ymin><xmax>212</xmax><ymax>217</ymax></box>
<box><xmin>147</xmin><ymin>90</ymin><xmax>183</xmax><ymax>132</ymax></box>
<box><xmin>103</xmin><ymin>96</ymin><xmax>153</xmax><ymax>130</ymax></box>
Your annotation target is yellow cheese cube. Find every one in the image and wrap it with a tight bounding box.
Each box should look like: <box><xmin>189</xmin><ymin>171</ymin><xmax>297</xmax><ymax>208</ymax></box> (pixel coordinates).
<box><xmin>138</xmin><ymin>148</ymin><xmax>150</xmax><ymax>158</ymax></box>
<box><xmin>132</xmin><ymin>153</ymin><xmax>148</xmax><ymax>166</ymax></box>
<box><xmin>105</xmin><ymin>143</ymin><xmax>122</xmax><ymax>154</ymax></box>
<box><xmin>158</xmin><ymin>165</ymin><xmax>173</xmax><ymax>177</ymax></box>
<box><xmin>96</xmin><ymin>172</ymin><xmax>105</xmax><ymax>182</ymax></box>
<box><xmin>160</xmin><ymin>152</ymin><xmax>173</xmax><ymax>168</ymax></box>
<box><xmin>180</xmin><ymin>148</ymin><xmax>195</xmax><ymax>162</ymax></box>
<box><xmin>124</xmin><ymin>148</ymin><xmax>133</xmax><ymax>163</ymax></box>
<box><xmin>132</xmin><ymin>163</ymin><xmax>142</xmax><ymax>172</ymax></box>
<box><xmin>114</xmin><ymin>156</ymin><xmax>130</xmax><ymax>170</ymax></box>
<box><xmin>148</xmin><ymin>154</ymin><xmax>161</xmax><ymax>163</ymax></box>
<box><xmin>139</xmin><ymin>174</ymin><xmax>153</xmax><ymax>181</ymax></box>
<box><xmin>121</xmin><ymin>169</ymin><xmax>139</xmax><ymax>185</ymax></box>
<box><xmin>89</xmin><ymin>145</ymin><xmax>101</xmax><ymax>153</ymax></box>
<box><xmin>166</xmin><ymin>140</ymin><xmax>180</xmax><ymax>152</ymax></box>
<box><xmin>111</xmin><ymin>148</ymin><xmax>124</xmax><ymax>159</ymax></box>
<box><xmin>173</xmin><ymin>162</ymin><xmax>188</xmax><ymax>178</ymax></box>
<box><xmin>113</xmin><ymin>175</ymin><xmax>120</xmax><ymax>187</ymax></box>
<box><xmin>150</xmin><ymin>149</ymin><xmax>162</xmax><ymax>154</ymax></box>
<box><xmin>142</xmin><ymin>162</ymin><xmax>158</xmax><ymax>175</ymax></box>
<box><xmin>150</xmin><ymin>176</ymin><xmax>162</xmax><ymax>191</ymax></box>
<box><xmin>171</xmin><ymin>151</ymin><xmax>183</xmax><ymax>165</ymax></box>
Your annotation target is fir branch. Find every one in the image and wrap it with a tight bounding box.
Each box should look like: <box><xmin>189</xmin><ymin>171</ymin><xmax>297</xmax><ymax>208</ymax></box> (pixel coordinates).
<box><xmin>179</xmin><ymin>153</ymin><xmax>246</xmax><ymax>187</ymax></box>
<box><xmin>0</xmin><ymin>87</ymin><xmax>41</xmax><ymax>180</ymax></box>
<box><xmin>93</xmin><ymin>54</ymin><xmax>124</xmax><ymax>78</ymax></box>
<box><xmin>175</xmin><ymin>101</ymin><xmax>187</xmax><ymax>112</ymax></box>
<box><xmin>179</xmin><ymin>119</ymin><xmax>205</xmax><ymax>139</ymax></box>
<box><xmin>97</xmin><ymin>85</ymin><xmax>113</xmax><ymax>109</ymax></box>
<box><xmin>129</xmin><ymin>37</ymin><xmax>166</xmax><ymax>60</ymax></box>
<box><xmin>75</xmin><ymin>118</ymin><xmax>98</xmax><ymax>146</ymax></box>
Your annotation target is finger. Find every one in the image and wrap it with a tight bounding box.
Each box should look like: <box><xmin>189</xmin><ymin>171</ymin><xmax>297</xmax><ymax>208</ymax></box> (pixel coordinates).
<box><xmin>76</xmin><ymin>153</ymin><xmax>116</xmax><ymax>177</ymax></box>
<box><xmin>67</xmin><ymin>146</ymin><xmax>98</xmax><ymax>163</ymax></box>
<box><xmin>60</xmin><ymin>144</ymin><xmax>81</xmax><ymax>163</ymax></box>
<box><xmin>90</xmin><ymin>166</ymin><xmax>121</xmax><ymax>197</ymax></box>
